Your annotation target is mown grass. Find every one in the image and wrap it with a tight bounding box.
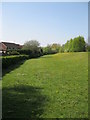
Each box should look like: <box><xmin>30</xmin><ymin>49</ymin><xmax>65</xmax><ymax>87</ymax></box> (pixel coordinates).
<box><xmin>2</xmin><ymin>52</ymin><xmax>88</xmax><ymax>118</ymax></box>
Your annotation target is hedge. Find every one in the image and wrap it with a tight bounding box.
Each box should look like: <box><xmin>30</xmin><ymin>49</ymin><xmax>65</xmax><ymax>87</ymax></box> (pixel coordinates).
<box><xmin>3</xmin><ymin>49</ymin><xmax>43</xmax><ymax>57</ymax></box>
<box><xmin>17</xmin><ymin>49</ymin><xmax>43</xmax><ymax>57</ymax></box>
<box><xmin>2</xmin><ymin>55</ymin><xmax>29</xmax><ymax>69</ymax></box>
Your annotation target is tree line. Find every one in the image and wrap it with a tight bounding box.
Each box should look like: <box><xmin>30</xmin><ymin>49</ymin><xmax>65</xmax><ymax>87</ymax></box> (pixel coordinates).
<box><xmin>42</xmin><ymin>36</ymin><xmax>89</xmax><ymax>54</ymax></box>
<box><xmin>3</xmin><ymin>36</ymin><xmax>90</xmax><ymax>56</ymax></box>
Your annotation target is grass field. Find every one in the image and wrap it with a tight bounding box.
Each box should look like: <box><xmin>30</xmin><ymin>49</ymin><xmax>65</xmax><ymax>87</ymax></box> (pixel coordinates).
<box><xmin>2</xmin><ymin>52</ymin><xmax>88</xmax><ymax>118</ymax></box>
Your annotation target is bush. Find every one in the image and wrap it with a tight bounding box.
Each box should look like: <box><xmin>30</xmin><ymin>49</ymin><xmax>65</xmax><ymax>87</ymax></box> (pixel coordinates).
<box><xmin>2</xmin><ymin>55</ymin><xmax>29</xmax><ymax>69</ymax></box>
<box><xmin>8</xmin><ymin>51</ymin><xmax>20</xmax><ymax>55</ymax></box>
<box><xmin>17</xmin><ymin>48</ymin><xmax>43</xmax><ymax>58</ymax></box>
<box><xmin>43</xmin><ymin>46</ymin><xmax>57</xmax><ymax>55</ymax></box>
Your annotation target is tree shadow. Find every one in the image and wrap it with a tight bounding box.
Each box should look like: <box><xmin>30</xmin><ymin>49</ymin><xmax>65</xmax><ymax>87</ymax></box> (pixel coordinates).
<box><xmin>2</xmin><ymin>55</ymin><xmax>53</xmax><ymax>77</ymax></box>
<box><xmin>2</xmin><ymin>84</ymin><xmax>48</xmax><ymax>119</ymax></box>
<box><xmin>2</xmin><ymin>60</ymin><xmax>26</xmax><ymax>77</ymax></box>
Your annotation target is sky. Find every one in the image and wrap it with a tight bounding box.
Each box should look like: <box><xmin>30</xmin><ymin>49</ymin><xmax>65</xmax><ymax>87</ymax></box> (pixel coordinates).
<box><xmin>1</xmin><ymin>2</ymin><xmax>88</xmax><ymax>46</ymax></box>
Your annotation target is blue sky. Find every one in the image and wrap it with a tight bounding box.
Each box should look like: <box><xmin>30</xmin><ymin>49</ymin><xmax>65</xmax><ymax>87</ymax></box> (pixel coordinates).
<box><xmin>2</xmin><ymin>2</ymin><xmax>88</xmax><ymax>46</ymax></box>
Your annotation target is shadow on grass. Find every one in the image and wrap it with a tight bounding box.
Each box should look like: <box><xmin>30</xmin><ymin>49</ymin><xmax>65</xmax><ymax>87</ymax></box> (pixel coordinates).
<box><xmin>2</xmin><ymin>84</ymin><xmax>48</xmax><ymax>119</ymax></box>
<box><xmin>2</xmin><ymin>55</ymin><xmax>53</xmax><ymax>77</ymax></box>
<box><xmin>2</xmin><ymin>60</ymin><xmax>26</xmax><ymax>77</ymax></box>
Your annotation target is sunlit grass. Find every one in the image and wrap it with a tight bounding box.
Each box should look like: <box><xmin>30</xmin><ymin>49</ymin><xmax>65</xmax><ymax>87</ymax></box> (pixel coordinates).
<box><xmin>2</xmin><ymin>52</ymin><xmax>88</xmax><ymax>118</ymax></box>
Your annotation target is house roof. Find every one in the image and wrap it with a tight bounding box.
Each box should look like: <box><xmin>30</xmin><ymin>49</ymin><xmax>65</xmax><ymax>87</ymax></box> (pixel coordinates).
<box><xmin>0</xmin><ymin>42</ymin><xmax>7</xmax><ymax>51</ymax></box>
<box><xmin>2</xmin><ymin>42</ymin><xmax>22</xmax><ymax>49</ymax></box>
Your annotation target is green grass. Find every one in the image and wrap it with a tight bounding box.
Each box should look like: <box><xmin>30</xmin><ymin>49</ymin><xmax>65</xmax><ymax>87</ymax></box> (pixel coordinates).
<box><xmin>2</xmin><ymin>52</ymin><xmax>88</xmax><ymax>118</ymax></box>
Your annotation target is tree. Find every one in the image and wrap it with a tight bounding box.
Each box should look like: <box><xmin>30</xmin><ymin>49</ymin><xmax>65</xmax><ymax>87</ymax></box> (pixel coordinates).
<box><xmin>72</xmin><ymin>36</ymin><xmax>86</xmax><ymax>52</ymax></box>
<box><xmin>22</xmin><ymin>40</ymin><xmax>40</xmax><ymax>51</ymax></box>
<box><xmin>59</xmin><ymin>44</ymin><xmax>64</xmax><ymax>53</ymax></box>
<box><xmin>51</xmin><ymin>43</ymin><xmax>61</xmax><ymax>53</ymax></box>
<box><xmin>43</xmin><ymin>43</ymin><xmax>61</xmax><ymax>55</ymax></box>
<box><xmin>22</xmin><ymin>40</ymin><xmax>43</xmax><ymax>57</ymax></box>
<box><xmin>68</xmin><ymin>39</ymin><xmax>73</xmax><ymax>52</ymax></box>
<box><xmin>43</xmin><ymin>44</ymin><xmax>52</xmax><ymax>55</ymax></box>
<box><xmin>62</xmin><ymin>36</ymin><xmax>86</xmax><ymax>52</ymax></box>
<box><xmin>64</xmin><ymin>40</ymin><xmax>70</xmax><ymax>52</ymax></box>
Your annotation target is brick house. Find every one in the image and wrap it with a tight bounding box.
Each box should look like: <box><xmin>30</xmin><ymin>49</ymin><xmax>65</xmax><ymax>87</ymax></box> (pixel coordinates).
<box><xmin>0</xmin><ymin>42</ymin><xmax>22</xmax><ymax>53</ymax></box>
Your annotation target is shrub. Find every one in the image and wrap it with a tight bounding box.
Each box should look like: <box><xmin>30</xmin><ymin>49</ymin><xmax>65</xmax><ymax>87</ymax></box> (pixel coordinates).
<box><xmin>17</xmin><ymin>48</ymin><xmax>43</xmax><ymax>58</ymax></box>
<box><xmin>43</xmin><ymin>46</ymin><xmax>57</xmax><ymax>55</ymax></box>
<box><xmin>8</xmin><ymin>51</ymin><xmax>20</xmax><ymax>55</ymax></box>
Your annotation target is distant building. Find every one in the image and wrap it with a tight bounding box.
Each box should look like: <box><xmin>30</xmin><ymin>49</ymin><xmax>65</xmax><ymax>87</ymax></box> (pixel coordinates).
<box><xmin>0</xmin><ymin>42</ymin><xmax>23</xmax><ymax>53</ymax></box>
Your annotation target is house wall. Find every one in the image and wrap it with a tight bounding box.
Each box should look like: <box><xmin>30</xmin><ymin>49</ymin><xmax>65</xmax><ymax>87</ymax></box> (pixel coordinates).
<box><xmin>0</xmin><ymin>42</ymin><xmax>22</xmax><ymax>53</ymax></box>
